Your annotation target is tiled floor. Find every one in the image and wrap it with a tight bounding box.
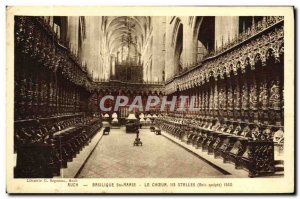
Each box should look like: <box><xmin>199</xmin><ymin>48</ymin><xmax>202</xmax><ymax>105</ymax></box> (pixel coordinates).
<box><xmin>78</xmin><ymin>127</ymin><xmax>225</xmax><ymax>178</ymax></box>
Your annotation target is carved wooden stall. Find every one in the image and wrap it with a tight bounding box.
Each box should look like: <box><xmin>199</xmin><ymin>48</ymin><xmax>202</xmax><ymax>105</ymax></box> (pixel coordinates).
<box><xmin>157</xmin><ymin>17</ymin><xmax>284</xmax><ymax>177</ymax></box>
<box><xmin>14</xmin><ymin>16</ymin><xmax>102</xmax><ymax>178</ymax></box>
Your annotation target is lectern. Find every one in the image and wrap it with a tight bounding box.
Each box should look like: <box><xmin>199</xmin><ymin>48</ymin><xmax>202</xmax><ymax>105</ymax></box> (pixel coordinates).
<box><xmin>125</xmin><ymin>113</ymin><xmax>139</xmax><ymax>133</ymax></box>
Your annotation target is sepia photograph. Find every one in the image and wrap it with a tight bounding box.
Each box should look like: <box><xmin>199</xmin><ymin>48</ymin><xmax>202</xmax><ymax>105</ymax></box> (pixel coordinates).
<box><xmin>6</xmin><ymin>6</ymin><xmax>294</xmax><ymax>194</ymax></box>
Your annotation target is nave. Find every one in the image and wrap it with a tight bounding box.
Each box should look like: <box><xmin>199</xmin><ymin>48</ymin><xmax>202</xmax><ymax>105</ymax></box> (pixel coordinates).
<box><xmin>78</xmin><ymin>128</ymin><xmax>225</xmax><ymax>178</ymax></box>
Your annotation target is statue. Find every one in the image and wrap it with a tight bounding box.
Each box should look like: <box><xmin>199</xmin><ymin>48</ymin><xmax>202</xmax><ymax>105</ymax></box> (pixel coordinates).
<box><xmin>269</xmin><ymin>80</ymin><xmax>281</xmax><ymax>111</ymax></box>
<box><xmin>249</xmin><ymin>82</ymin><xmax>258</xmax><ymax>110</ymax></box>
<box><xmin>219</xmin><ymin>87</ymin><xmax>226</xmax><ymax>110</ymax></box>
<box><xmin>214</xmin><ymin>84</ymin><xmax>219</xmax><ymax>110</ymax></box>
<box><xmin>233</xmin><ymin>84</ymin><xmax>241</xmax><ymax>110</ymax></box>
<box><xmin>204</xmin><ymin>91</ymin><xmax>209</xmax><ymax>110</ymax></box>
<box><xmin>241</xmin><ymin>83</ymin><xmax>249</xmax><ymax>110</ymax></box>
<box><xmin>209</xmin><ymin>89</ymin><xmax>214</xmax><ymax>111</ymax></box>
<box><xmin>259</xmin><ymin>81</ymin><xmax>268</xmax><ymax>110</ymax></box>
<box><xmin>227</xmin><ymin>85</ymin><xmax>233</xmax><ymax>110</ymax></box>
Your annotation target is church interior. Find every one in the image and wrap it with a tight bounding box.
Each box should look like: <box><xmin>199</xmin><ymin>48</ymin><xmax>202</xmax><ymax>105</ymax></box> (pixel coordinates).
<box><xmin>14</xmin><ymin>16</ymin><xmax>284</xmax><ymax>178</ymax></box>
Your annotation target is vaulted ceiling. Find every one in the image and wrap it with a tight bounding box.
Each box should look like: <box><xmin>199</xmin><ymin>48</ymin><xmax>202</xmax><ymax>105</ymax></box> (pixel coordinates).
<box><xmin>102</xmin><ymin>16</ymin><xmax>151</xmax><ymax>55</ymax></box>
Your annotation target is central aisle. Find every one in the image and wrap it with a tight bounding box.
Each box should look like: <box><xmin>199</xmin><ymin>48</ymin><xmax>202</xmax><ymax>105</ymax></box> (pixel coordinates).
<box><xmin>78</xmin><ymin>127</ymin><xmax>225</xmax><ymax>178</ymax></box>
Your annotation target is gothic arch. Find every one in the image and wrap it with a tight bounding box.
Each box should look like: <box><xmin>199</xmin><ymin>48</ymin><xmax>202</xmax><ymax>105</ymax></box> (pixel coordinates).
<box><xmin>192</xmin><ymin>17</ymin><xmax>215</xmax><ymax>64</ymax></box>
<box><xmin>171</xmin><ymin>17</ymin><xmax>182</xmax><ymax>47</ymax></box>
<box><xmin>173</xmin><ymin>22</ymin><xmax>184</xmax><ymax>76</ymax></box>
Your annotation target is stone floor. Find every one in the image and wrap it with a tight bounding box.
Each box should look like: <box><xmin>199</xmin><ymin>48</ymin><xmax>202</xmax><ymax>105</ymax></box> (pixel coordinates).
<box><xmin>78</xmin><ymin>127</ymin><xmax>225</xmax><ymax>178</ymax></box>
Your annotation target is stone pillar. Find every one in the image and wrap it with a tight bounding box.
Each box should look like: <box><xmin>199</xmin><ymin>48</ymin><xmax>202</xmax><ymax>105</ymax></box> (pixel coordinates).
<box><xmin>151</xmin><ymin>17</ymin><xmax>166</xmax><ymax>82</ymax></box>
<box><xmin>165</xmin><ymin>17</ymin><xmax>177</xmax><ymax>80</ymax></box>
